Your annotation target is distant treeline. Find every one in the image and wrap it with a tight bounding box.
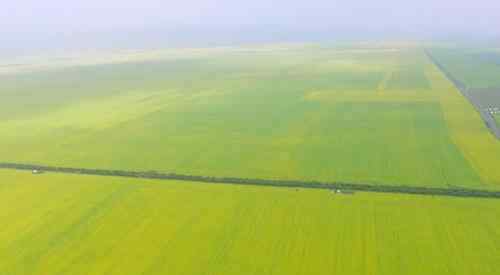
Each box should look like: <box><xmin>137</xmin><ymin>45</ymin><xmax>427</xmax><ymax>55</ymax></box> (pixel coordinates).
<box><xmin>1</xmin><ymin>162</ymin><xmax>500</xmax><ymax>199</ymax></box>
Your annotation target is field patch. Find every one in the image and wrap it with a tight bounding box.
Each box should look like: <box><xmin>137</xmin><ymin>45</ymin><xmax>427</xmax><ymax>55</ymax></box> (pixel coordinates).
<box><xmin>428</xmin><ymin>48</ymin><xmax>500</xmax><ymax>89</ymax></box>
<box><xmin>293</xmin><ymin>101</ymin><xmax>481</xmax><ymax>187</ymax></box>
<box><xmin>304</xmin><ymin>89</ymin><xmax>435</xmax><ymax>103</ymax></box>
<box><xmin>0</xmin><ymin>170</ymin><xmax>500</xmax><ymax>275</ymax></box>
<box><xmin>385</xmin><ymin>67</ymin><xmax>430</xmax><ymax>90</ymax></box>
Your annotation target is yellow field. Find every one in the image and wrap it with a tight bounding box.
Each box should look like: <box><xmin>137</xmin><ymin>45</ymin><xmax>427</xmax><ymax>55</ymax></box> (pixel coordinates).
<box><xmin>1</xmin><ymin>170</ymin><xmax>500</xmax><ymax>275</ymax></box>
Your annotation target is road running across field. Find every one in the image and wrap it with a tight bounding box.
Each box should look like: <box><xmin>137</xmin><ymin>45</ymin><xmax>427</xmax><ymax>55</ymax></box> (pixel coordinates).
<box><xmin>425</xmin><ymin>50</ymin><xmax>500</xmax><ymax>140</ymax></box>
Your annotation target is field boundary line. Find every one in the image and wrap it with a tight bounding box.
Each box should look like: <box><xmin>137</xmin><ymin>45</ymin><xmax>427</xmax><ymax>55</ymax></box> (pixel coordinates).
<box><xmin>1</xmin><ymin>162</ymin><xmax>500</xmax><ymax>199</ymax></box>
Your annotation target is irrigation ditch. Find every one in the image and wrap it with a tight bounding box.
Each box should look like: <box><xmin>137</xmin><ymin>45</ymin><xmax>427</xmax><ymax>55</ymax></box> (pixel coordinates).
<box><xmin>1</xmin><ymin>162</ymin><xmax>500</xmax><ymax>199</ymax></box>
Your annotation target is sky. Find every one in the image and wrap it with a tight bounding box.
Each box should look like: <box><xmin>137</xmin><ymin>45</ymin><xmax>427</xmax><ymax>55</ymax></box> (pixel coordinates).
<box><xmin>2</xmin><ymin>0</ymin><xmax>500</xmax><ymax>51</ymax></box>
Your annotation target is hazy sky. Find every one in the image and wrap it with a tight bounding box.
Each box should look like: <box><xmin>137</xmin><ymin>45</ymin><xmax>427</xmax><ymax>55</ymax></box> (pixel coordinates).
<box><xmin>2</xmin><ymin>0</ymin><xmax>500</xmax><ymax>50</ymax></box>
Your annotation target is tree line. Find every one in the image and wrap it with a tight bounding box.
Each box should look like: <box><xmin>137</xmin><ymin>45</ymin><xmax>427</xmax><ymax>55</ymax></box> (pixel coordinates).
<box><xmin>1</xmin><ymin>162</ymin><xmax>500</xmax><ymax>199</ymax></box>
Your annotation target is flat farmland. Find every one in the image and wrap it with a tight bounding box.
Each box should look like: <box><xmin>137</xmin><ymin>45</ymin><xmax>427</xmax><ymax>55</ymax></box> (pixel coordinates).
<box><xmin>1</xmin><ymin>170</ymin><xmax>500</xmax><ymax>275</ymax></box>
<box><xmin>1</xmin><ymin>45</ymin><xmax>500</xmax><ymax>188</ymax></box>
<box><xmin>428</xmin><ymin>48</ymin><xmax>500</xmax><ymax>89</ymax></box>
<box><xmin>428</xmin><ymin>47</ymin><xmax>500</xmax><ymax>176</ymax></box>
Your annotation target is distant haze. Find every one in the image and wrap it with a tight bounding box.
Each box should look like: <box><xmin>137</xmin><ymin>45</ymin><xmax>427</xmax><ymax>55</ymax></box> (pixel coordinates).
<box><xmin>2</xmin><ymin>0</ymin><xmax>500</xmax><ymax>53</ymax></box>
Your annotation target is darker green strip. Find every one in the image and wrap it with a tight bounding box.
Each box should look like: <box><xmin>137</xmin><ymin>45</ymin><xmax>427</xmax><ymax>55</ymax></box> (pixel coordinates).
<box><xmin>1</xmin><ymin>162</ymin><xmax>500</xmax><ymax>199</ymax></box>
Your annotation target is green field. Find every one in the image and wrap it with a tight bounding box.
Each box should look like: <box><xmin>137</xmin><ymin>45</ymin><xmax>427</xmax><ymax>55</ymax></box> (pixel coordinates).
<box><xmin>1</xmin><ymin>170</ymin><xmax>499</xmax><ymax>275</ymax></box>
<box><xmin>428</xmin><ymin>47</ymin><xmax>500</xmax><ymax>89</ymax></box>
<box><xmin>2</xmin><ymin>44</ymin><xmax>500</xmax><ymax>275</ymax></box>
<box><xmin>2</xmin><ymin>45</ymin><xmax>500</xmax><ymax>188</ymax></box>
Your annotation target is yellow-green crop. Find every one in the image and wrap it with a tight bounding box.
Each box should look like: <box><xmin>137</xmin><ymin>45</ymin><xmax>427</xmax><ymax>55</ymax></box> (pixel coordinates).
<box><xmin>1</xmin><ymin>170</ymin><xmax>500</xmax><ymax>275</ymax></box>
<box><xmin>1</xmin><ymin>45</ymin><xmax>499</xmax><ymax>187</ymax></box>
